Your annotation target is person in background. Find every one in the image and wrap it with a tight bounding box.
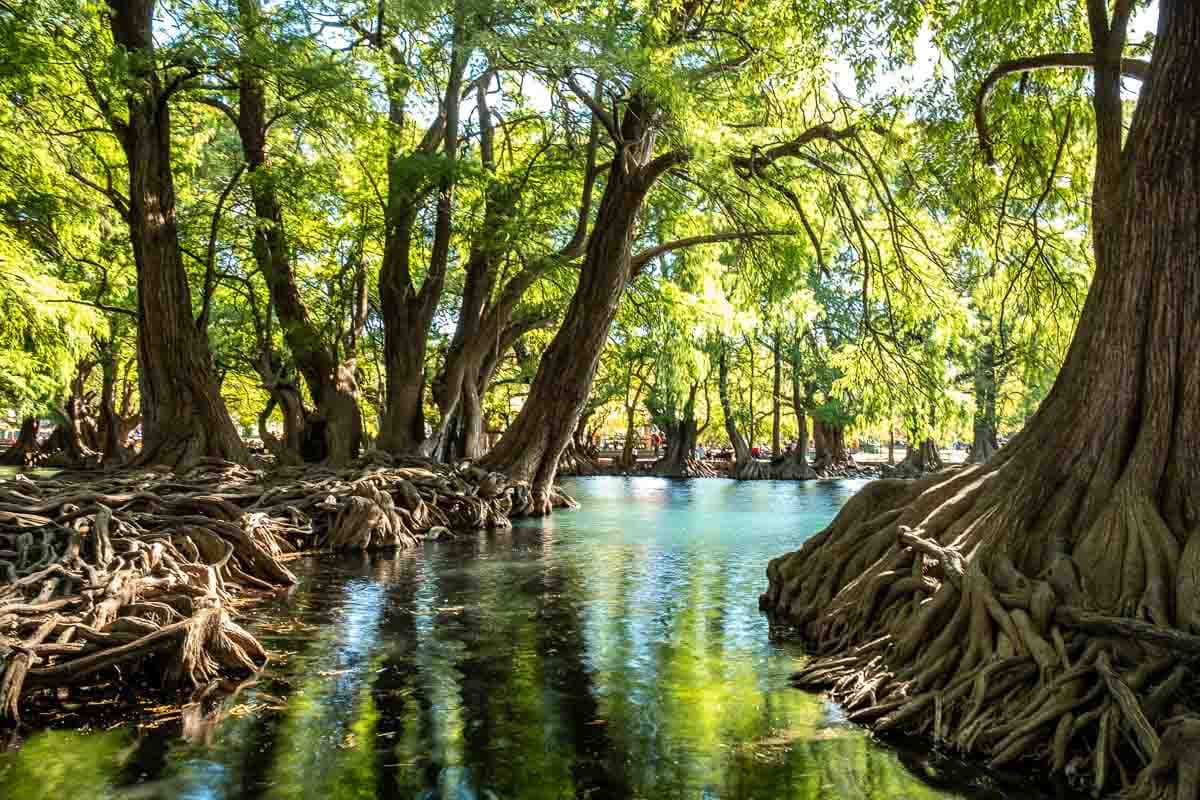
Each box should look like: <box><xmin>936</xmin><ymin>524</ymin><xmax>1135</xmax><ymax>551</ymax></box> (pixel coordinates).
<box><xmin>696</xmin><ymin>443</ymin><xmax>706</xmax><ymax>460</ymax></box>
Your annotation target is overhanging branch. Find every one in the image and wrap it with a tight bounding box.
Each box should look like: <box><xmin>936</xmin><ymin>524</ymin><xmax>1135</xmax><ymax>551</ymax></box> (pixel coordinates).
<box><xmin>974</xmin><ymin>52</ymin><xmax>1150</xmax><ymax>164</ymax></box>
<box><xmin>630</xmin><ymin>229</ymin><xmax>793</xmax><ymax>277</ymax></box>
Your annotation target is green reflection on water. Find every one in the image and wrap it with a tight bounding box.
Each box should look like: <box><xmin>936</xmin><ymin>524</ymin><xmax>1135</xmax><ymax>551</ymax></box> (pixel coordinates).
<box><xmin>0</xmin><ymin>730</ymin><xmax>128</xmax><ymax>799</ymax></box>
<box><xmin>1</xmin><ymin>477</ymin><xmax>984</xmax><ymax>800</ymax></box>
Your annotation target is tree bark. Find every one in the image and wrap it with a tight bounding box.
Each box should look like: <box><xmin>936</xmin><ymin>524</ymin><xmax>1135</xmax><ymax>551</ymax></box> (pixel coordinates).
<box><xmin>480</xmin><ymin>91</ymin><xmax>686</xmax><ymax>511</ymax></box>
<box><xmin>651</xmin><ymin>383</ymin><xmax>716</xmax><ymax>478</ymax></box>
<box><xmin>770</xmin><ymin>354</ymin><xmax>816</xmax><ymax>481</ymax></box>
<box><xmin>811</xmin><ymin>419</ymin><xmax>854</xmax><ymax>474</ymax></box>
<box><xmin>771</xmin><ymin>331</ymin><xmax>782</xmax><ymax>458</ymax></box>
<box><xmin>105</xmin><ymin>0</ymin><xmax>245</xmax><ymax>467</ymax></box>
<box><xmin>431</xmin><ymin>77</ymin><xmax>601</xmax><ymax>463</ymax></box>
<box><xmin>718</xmin><ymin>343</ymin><xmax>771</xmax><ymax>480</ymax></box>
<box><xmin>233</xmin><ymin>0</ymin><xmax>361</xmax><ymax>464</ymax></box>
<box><xmin>0</xmin><ymin>418</ymin><xmax>39</xmax><ymax>467</ymax></box>
<box><xmin>969</xmin><ymin>337</ymin><xmax>999</xmax><ymax>464</ymax></box>
<box><xmin>97</xmin><ymin>338</ymin><xmax>130</xmax><ymax>467</ymax></box>
<box><xmin>377</xmin><ymin>11</ymin><xmax>465</xmax><ymax>455</ymax></box>
<box><xmin>763</xmin><ymin>4</ymin><xmax>1200</xmax><ymax>793</ymax></box>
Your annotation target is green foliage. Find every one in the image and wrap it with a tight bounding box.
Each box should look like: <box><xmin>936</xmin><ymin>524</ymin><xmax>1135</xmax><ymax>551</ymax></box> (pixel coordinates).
<box><xmin>0</xmin><ymin>0</ymin><xmax>1124</xmax><ymax>448</ymax></box>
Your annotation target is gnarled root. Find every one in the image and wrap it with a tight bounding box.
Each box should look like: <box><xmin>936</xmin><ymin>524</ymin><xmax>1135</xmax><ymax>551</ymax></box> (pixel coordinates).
<box><xmin>762</xmin><ymin>458</ymin><xmax>1200</xmax><ymax>798</ymax></box>
<box><xmin>0</xmin><ymin>454</ymin><xmax>527</xmax><ymax>722</ymax></box>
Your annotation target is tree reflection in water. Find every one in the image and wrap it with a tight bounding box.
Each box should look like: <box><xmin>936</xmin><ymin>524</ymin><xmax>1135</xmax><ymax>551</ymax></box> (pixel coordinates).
<box><xmin>1</xmin><ymin>478</ymin><xmax>1038</xmax><ymax>800</ymax></box>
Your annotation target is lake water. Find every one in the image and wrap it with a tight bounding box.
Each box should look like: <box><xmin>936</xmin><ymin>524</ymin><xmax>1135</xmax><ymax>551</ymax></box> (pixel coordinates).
<box><xmin>0</xmin><ymin>476</ymin><xmax>1035</xmax><ymax>799</ymax></box>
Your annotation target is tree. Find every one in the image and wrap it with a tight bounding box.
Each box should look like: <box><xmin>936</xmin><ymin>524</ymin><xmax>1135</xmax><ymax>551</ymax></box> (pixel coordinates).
<box><xmin>762</xmin><ymin>2</ymin><xmax>1200</xmax><ymax>795</ymax></box>
<box><xmin>101</xmin><ymin>0</ymin><xmax>246</xmax><ymax>465</ymax></box>
<box><xmin>479</xmin><ymin>0</ymin><xmax>806</xmax><ymax>509</ymax></box>
<box><xmin>220</xmin><ymin>0</ymin><xmax>365</xmax><ymax>463</ymax></box>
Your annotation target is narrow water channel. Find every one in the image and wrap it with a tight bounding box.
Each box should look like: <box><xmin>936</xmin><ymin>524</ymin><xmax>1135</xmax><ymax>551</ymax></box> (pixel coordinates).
<box><xmin>1</xmin><ymin>477</ymin><xmax>1034</xmax><ymax>799</ymax></box>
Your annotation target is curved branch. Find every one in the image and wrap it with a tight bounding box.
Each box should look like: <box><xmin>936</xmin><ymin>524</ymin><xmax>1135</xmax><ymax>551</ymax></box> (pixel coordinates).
<box><xmin>731</xmin><ymin>123</ymin><xmax>859</xmax><ymax>178</ymax></box>
<box><xmin>564</xmin><ymin>74</ymin><xmax>620</xmax><ymax>144</ymax></box>
<box><xmin>197</xmin><ymin>163</ymin><xmax>246</xmax><ymax>335</ymax></box>
<box><xmin>974</xmin><ymin>52</ymin><xmax>1150</xmax><ymax>164</ymax></box>
<box><xmin>630</xmin><ymin>229</ymin><xmax>793</xmax><ymax>278</ymax></box>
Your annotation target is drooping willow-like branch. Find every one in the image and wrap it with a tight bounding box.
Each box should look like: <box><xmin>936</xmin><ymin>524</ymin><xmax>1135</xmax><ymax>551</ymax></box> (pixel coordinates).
<box><xmin>629</xmin><ymin>229</ymin><xmax>793</xmax><ymax>278</ymax></box>
<box><xmin>973</xmin><ymin>52</ymin><xmax>1150</xmax><ymax>164</ymax></box>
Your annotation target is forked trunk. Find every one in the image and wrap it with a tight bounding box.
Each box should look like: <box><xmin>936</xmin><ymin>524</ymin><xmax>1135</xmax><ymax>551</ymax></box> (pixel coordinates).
<box><xmin>718</xmin><ymin>346</ymin><xmax>770</xmax><ymax>480</ymax></box>
<box><xmin>887</xmin><ymin>436</ymin><xmax>942</xmax><ymax>477</ymax></box>
<box><xmin>651</xmin><ymin>385</ymin><xmax>713</xmax><ymax>478</ymax></box>
<box><xmin>107</xmin><ymin>0</ymin><xmax>245</xmax><ymax>467</ymax></box>
<box><xmin>258</xmin><ymin>383</ymin><xmax>305</xmax><ymax>464</ymax></box>
<box><xmin>763</xmin><ymin>5</ymin><xmax>1200</xmax><ymax>795</ymax></box>
<box><xmin>99</xmin><ymin>351</ymin><xmax>129</xmax><ymax>466</ymax></box>
<box><xmin>378</xmin><ymin>15</ymin><xmax>465</xmax><ymax>456</ymax></box>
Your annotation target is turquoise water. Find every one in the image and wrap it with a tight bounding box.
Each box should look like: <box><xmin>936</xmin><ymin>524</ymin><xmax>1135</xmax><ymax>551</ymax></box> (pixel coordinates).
<box><xmin>0</xmin><ymin>477</ymin><xmax>1026</xmax><ymax>799</ymax></box>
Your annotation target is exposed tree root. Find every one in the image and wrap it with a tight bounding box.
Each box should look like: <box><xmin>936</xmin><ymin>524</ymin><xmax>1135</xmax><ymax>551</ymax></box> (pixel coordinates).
<box><xmin>762</xmin><ymin>460</ymin><xmax>1200</xmax><ymax>798</ymax></box>
<box><xmin>0</xmin><ymin>453</ymin><xmax>543</xmax><ymax>722</ymax></box>
<box><xmin>557</xmin><ymin>443</ymin><xmax>609</xmax><ymax>476</ymax></box>
<box><xmin>653</xmin><ymin>456</ymin><xmax>721</xmax><ymax>478</ymax></box>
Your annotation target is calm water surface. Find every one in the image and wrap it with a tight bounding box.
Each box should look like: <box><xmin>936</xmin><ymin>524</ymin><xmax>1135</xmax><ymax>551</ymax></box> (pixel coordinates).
<box><xmin>1</xmin><ymin>477</ymin><xmax>1025</xmax><ymax>799</ymax></box>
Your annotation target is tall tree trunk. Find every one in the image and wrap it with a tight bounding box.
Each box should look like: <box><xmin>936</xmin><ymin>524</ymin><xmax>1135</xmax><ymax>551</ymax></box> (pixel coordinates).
<box><xmin>651</xmin><ymin>383</ymin><xmax>711</xmax><ymax>478</ymax></box>
<box><xmin>432</xmin><ymin>80</ymin><xmax>600</xmax><ymax>463</ymax></box>
<box><xmin>969</xmin><ymin>337</ymin><xmax>999</xmax><ymax>464</ymax></box>
<box><xmin>771</xmin><ymin>331</ymin><xmax>782</xmax><ymax>458</ymax></box>
<box><xmin>763</xmin><ymin>4</ymin><xmax>1200</xmax><ymax>794</ymax></box>
<box><xmin>718</xmin><ymin>344</ymin><xmax>770</xmax><ymax>480</ymax></box>
<box><xmin>480</xmin><ymin>92</ymin><xmax>686</xmax><ymax>510</ymax></box>
<box><xmin>771</xmin><ymin>345</ymin><xmax>815</xmax><ymax>481</ymax></box>
<box><xmin>106</xmin><ymin>0</ymin><xmax>245</xmax><ymax>467</ymax></box>
<box><xmin>98</xmin><ymin>348</ymin><xmax>127</xmax><ymax>466</ymax></box>
<box><xmin>49</xmin><ymin>358</ymin><xmax>99</xmax><ymax>466</ymax></box>
<box><xmin>811</xmin><ymin>419</ymin><xmax>853</xmax><ymax>474</ymax></box>
<box><xmin>234</xmin><ymin>0</ymin><xmax>361</xmax><ymax>464</ymax></box>
<box><xmin>377</xmin><ymin>11</ymin><xmax>465</xmax><ymax>455</ymax></box>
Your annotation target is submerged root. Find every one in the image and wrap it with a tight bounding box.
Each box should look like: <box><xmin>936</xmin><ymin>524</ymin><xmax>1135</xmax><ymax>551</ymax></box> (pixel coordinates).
<box><xmin>0</xmin><ymin>455</ymin><xmax>531</xmax><ymax>722</ymax></box>
<box><xmin>762</xmin><ymin>461</ymin><xmax>1200</xmax><ymax>798</ymax></box>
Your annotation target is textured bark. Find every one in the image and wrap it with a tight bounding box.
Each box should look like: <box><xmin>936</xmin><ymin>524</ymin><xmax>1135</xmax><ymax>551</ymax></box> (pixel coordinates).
<box><xmin>98</xmin><ymin>345</ymin><xmax>129</xmax><ymax>467</ymax></box>
<box><xmin>651</xmin><ymin>383</ymin><xmax>714</xmax><ymax>478</ymax></box>
<box><xmin>969</xmin><ymin>338</ymin><xmax>999</xmax><ymax>464</ymax></box>
<box><xmin>789</xmin><ymin>339</ymin><xmax>815</xmax><ymax>479</ymax></box>
<box><xmin>886</xmin><ymin>436</ymin><xmax>942</xmax><ymax>477</ymax></box>
<box><xmin>718</xmin><ymin>345</ymin><xmax>771</xmax><ymax>480</ymax></box>
<box><xmin>480</xmin><ymin>91</ymin><xmax>686</xmax><ymax>510</ymax></box>
<box><xmin>234</xmin><ymin>0</ymin><xmax>361</xmax><ymax>464</ymax></box>
<box><xmin>106</xmin><ymin>0</ymin><xmax>245</xmax><ymax>467</ymax></box>
<box><xmin>432</xmin><ymin>78</ymin><xmax>600</xmax><ymax>463</ymax></box>
<box><xmin>0</xmin><ymin>418</ymin><xmax>39</xmax><ymax>467</ymax></box>
<box><xmin>377</xmin><ymin>13</ymin><xmax>465</xmax><ymax>455</ymax></box>
<box><xmin>763</xmin><ymin>4</ymin><xmax>1200</xmax><ymax>795</ymax></box>
<box><xmin>812</xmin><ymin>419</ymin><xmax>854</xmax><ymax>474</ymax></box>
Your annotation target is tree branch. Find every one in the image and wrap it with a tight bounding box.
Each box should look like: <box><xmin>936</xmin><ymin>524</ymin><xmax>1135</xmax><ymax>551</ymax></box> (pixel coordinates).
<box><xmin>47</xmin><ymin>298</ymin><xmax>136</xmax><ymax>318</ymax></box>
<box><xmin>630</xmin><ymin>229</ymin><xmax>793</xmax><ymax>277</ymax></box>
<box><xmin>564</xmin><ymin>74</ymin><xmax>620</xmax><ymax>144</ymax></box>
<box><xmin>731</xmin><ymin>123</ymin><xmax>859</xmax><ymax>178</ymax></box>
<box><xmin>197</xmin><ymin>163</ymin><xmax>245</xmax><ymax>335</ymax></box>
<box><xmin>187</xmin><ymin>94</ymin><xmax>241</xmax><ymax>128</ymax></box>
<box><xmin>974</xmin><ymin>52</ymin><xmax>1150</xmax><ymax>164</ymax></box>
